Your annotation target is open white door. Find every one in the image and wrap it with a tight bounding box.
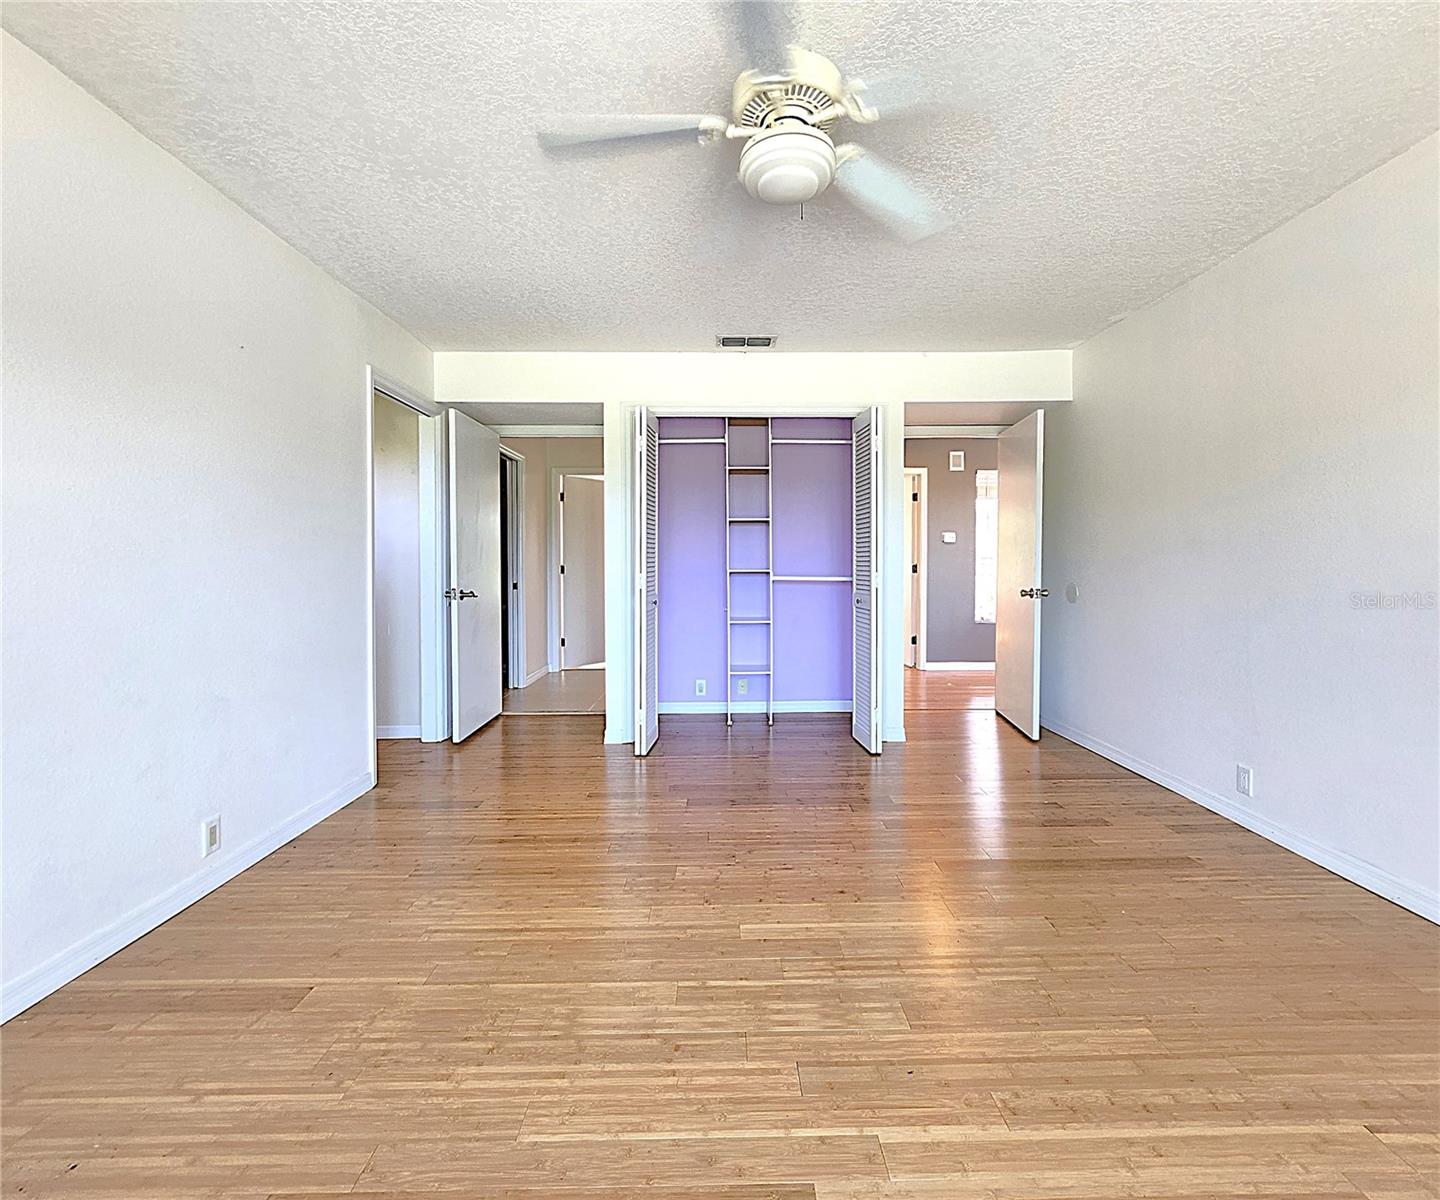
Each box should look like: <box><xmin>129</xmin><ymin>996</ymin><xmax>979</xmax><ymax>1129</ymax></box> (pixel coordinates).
<box><xmin>851</xmin><ymin>407</ymin><xmax>881</xmax><ymax>754</ymax></box>
<box><xmin>633</xmin><ymin>408</ymin><xmax>659</xmax><ymax>756</ymax></box>
<box><xmin>560</xmin><ymin>474</ymin><xmax>606</xmax><ymax>668</ymax></box>
<box><xmin>995</xmin><ymin>410</ymin><xmax>1045</xmax><ymax>739</ymax></box>
<box><xmin>447</xmin><ymin>408</ymin><xmax>502</xmax><ymax>742</ymax></box>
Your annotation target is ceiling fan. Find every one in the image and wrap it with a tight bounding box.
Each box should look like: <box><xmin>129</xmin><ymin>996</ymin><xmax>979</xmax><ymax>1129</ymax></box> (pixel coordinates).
<box><xmin>536</xmin><ymin>5</ymin><xmax>969</xmax><ymax>243</ymax></box>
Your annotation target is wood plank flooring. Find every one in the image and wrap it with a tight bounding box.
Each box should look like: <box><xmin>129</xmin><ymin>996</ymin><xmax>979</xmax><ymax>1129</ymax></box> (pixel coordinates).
<box><xmin>904</xmin><ymin>667</ymin><xmax>994</xmax><ymax>711</ymax></box>
<box><xmin>4</xmin><ymin>684</ymin><xmax>1437</xmax><ymax>1198</ymax></box>
<box><xmin>502</xmin><ymin>669</ymin><xmax>606</xmax><ymax>715</ymax></box>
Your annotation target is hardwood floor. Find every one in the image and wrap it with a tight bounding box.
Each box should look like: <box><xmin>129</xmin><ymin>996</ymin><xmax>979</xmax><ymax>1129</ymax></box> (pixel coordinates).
<box><xmin>503</xmin><ymin>668</ymin><xmax>606</xmax><ymax>715</ymax></box>
<box><xmin>904</xmin><ymin>666</ymin><xmax>994</xmax><ymax>711</ymax></box>
<box><xmin>4</xmin><ymin>689</ymin><xmax>1437</xmax><ymax>1198</ymax></box>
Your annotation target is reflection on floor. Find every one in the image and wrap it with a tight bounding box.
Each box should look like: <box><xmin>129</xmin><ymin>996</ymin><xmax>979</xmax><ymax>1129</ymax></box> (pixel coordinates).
<box><xmin>7</xmin><ymin>713</ymin><xmax>1434</xmax><ymax>1196</ymax></box>
<box><xmin>503</xmin><ymin>668</ymin><xmax>605</xmax><ymax>715</ymax></box>
<box><xmin>905</xmin><ymin>665</ymin><xmax>995</xmax><ymax>711</ymax></box>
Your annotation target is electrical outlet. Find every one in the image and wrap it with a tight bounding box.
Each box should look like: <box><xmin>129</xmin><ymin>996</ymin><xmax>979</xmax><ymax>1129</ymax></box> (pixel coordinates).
<box><xmin>202</xmin><ymin>816</ymin><xmax>221</xmax><ymax>857</ymax></box>
<box><xmin>695</xmin><ymin>679</ymin><xmax>706</xmax><ymax>697</ymax></box>
<box><xmin>736</xmin><ymin>678</ymin><xmax>749</xmax><ymax>695</ymax></box>
<box><xmin>1235</xmin><ymin>765</ymin><xmax>1254</xmax><ymax>798</ymax></box>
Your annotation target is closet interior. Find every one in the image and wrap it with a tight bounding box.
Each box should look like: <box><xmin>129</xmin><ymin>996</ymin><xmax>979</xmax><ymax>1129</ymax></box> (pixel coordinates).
<box><xmin>656</xmin><ymin>416</ymin><xmax>854</xmax><ymax>723</ymax></box>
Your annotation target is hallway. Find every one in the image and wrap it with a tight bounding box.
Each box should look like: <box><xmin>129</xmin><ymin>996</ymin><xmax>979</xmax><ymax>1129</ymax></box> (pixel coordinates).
<box><xmin>3</xmin><ymin>711</ymin><xmax>1435</xmax><ymax>1198</ymax></box>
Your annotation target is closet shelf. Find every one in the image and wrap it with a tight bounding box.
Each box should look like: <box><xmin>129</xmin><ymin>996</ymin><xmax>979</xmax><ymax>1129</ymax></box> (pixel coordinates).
<box><xmin>729</xmin><ymin>666</ymin><xmax>772</xmax><ymax>675</ymax></box>
<box><xmin>659</xmin><ymin>437</ymin><xmax>726</xmax><ymax>445</ymax></box>
<box><xmin>728</xmin><ymin>516</ymin><xmax>769</xmax><ymax>523</ymax></box>
<box><xmin>773</xmin><ymin>574</ymin><xmax>852</xmax><ymax>582</ymax></box>
<box><xmin>771</xmin><ymin>438</ymin><xmax>851</xmax><ymax>445</ymax></box>
<box><xmin>728</xmin><ymin>567</ymin><xmax>770</xmax><ymax>574</ymax></box>
<box><xmin>728</xmin><ymin>466</ymin><xmax>769</xmax><ymax>474</ymax></box>
<box><xmin>729</xmin><ymin>617</ymin><xmax>771</xmax><ymax>624</ymax></box>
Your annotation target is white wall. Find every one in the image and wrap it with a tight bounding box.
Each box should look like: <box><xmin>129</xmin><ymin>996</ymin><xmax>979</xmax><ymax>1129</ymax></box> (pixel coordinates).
<box><xmin>435</xmin><ymin>350</ymin><xmax>1072</xmax><ymax>746</ymax></box>
<box><xmin>373</xmin><ymin>393</ymin><xmax>421</xmax><ymax>736</ymax></box>
<box><xmin>1</xmin><ymin>34</ymin><xmax>434</xmax><ymax>1018</ymax></box>
<box><xmin>1043</xmin><ymin>134</ymin><xmax>1439</xmax><ymax>921</ymax></box>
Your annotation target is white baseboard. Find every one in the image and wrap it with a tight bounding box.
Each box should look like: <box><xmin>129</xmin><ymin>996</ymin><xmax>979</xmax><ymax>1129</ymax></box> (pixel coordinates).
<box><xmin>658</xmin><ymin>700</ymin><xmax>853</xmax><ymax>715</ymax></box>
<box><xmin>518</xmin><ymin>664</ymin><xmax>548</xmax><ymax>688</ymax></box>
<box><xmin>376</xmin><ymin>724</ymin><xmax>420</xmax><ymax>739</ymax></box>
<box><xmin>1</xmin><ymin>769</ymin><xmax>376</xmax><ymax>1023</ymax></box>
<box><xmin>922</xmin><ymin>661</ymin><xmax>995</xmax><ymax>671</ymax></box>
<box><xmin>1043</xmin><ymin>720</ymin><xmax>1439</xmax><ymax>925</ymax></box>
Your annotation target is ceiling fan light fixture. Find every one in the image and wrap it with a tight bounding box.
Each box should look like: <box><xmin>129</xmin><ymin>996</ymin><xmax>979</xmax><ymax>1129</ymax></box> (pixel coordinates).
<box><xmin>737</xmin><ymin>124</ymin><xmax>836</xmax><ymax>205</ymax></box>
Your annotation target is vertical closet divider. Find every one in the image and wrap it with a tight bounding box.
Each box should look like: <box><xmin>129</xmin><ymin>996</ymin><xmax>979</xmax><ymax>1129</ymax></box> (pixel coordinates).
<box><xmin>767</xmin><ymin>417</ymin><xmax>775</xmax><ymax>726</ymax></box>
<box><xmin>724</xmin><ymin>418</ymin><xmax>732</xmax><ymax>726</ymax></box>
<box><xmin>724</xmin><ymin>416</ymin><xmax>773</xmax><ymax>725</ymax></box>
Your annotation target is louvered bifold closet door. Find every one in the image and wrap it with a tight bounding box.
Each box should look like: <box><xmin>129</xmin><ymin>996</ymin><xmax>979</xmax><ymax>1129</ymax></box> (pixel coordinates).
<box><xmin>851</xmin><ymin>407</ymin><xmax>882</xmax><ymax>754</ymax></box>
<box><xmin>634</xmin><ymin>407</ymin><xmax>661</xmax><ymax>755</ymax></box>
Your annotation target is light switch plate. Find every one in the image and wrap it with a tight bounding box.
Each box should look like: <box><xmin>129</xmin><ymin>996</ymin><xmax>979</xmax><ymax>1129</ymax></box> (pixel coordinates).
<box><xmin>695</xmin><ymin>679</ymin><xmax>706</xmax><ymax>697</ymax></box>
<box><xmin>941</xmin><ymin>531</ymin><xmax>957</xmax><ymax>544</ymax></box>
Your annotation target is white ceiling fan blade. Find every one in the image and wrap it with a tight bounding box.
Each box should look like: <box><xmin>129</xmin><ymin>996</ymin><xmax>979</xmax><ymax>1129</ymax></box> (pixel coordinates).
<box><xmin>850</xmin><ymin>39</ymin><xmax>1038</xmax><ymax>122</ymax></box>
<box><xmin>537</xmin><ymin>114</ymin><xmax>727</xmax><ymax>149</ymax></box>
<box><xmin>833</xmin><ymin>148</ymin><xmax>952</xmax><ymax>243</ymax></box>
<box><xmin>731</xmin><ymin>0</ymin><xmax>793</xmax><ymax>75</ymax></box>
<box><xmin>850</xmin><ymin>65</ymin><xmax>965</xmax><ymax>120</ymax></box>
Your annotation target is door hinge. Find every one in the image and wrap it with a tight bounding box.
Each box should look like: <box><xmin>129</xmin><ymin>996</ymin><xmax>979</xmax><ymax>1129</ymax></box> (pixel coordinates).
<box><xmin>910</xmin><ymin>635</ymin><xmax>918</xmax><ymax>645</ymax></box>
<box><xmin>912</xmin><ymin>492</ymin><xmax>918</xmax><ymax>501</ymax></box>
<box><xmin>911</xmin><ymin>563</ymin><xmax>918</xmax><ymax>574</ymax></box>
<box><xmin>512</xmin><ymin>581</ymin><xmax>518</xmax><ymax>590</ymax></box>
<box><xmin>559</xmin><ymin>491</ymin><xmax>564</xmax><ymax>502</ymax></box>
<box><xmin>560</xmin><ymin>637</ymin><xmax>566</xmax><ymax>648</ymax></box>
<box><xmin>559</xmin><ymin>564</ymin><xmax>565</xmax><ymax>575</ymax></box>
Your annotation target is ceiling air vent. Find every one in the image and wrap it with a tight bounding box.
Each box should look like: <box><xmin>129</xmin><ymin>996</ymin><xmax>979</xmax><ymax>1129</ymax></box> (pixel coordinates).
<box><xmin>716</xmin><ymin>335</ymin><xmax>777</xmax><ymax>349</ymax></box>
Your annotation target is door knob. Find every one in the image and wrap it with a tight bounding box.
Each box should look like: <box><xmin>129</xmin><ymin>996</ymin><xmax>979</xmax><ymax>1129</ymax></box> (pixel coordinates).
<box><xmin>1019</xmin><ymin>587</ymin><xmax>1050</xmax><ymax>599</ymax></box>
<box><xmin>445</xmin><ymin>588</ymin><xmax>478</xmax><ymax>600</ymax></box>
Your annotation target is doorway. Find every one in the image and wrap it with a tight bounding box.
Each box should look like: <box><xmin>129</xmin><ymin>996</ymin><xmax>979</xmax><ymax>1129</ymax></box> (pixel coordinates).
<box><xmin>373</xmin><ymin>391</ymin><xmax>423</xmax><ymax>740</ymax></box>
<box><xmin>904</xmin><ymin>467</ymin><xmax>927</xmax><ymax>670</ymax></box>
<box><xmin>901</xmin><ymin>441</ymin><xmax>996</xmax><ymax>715</ymax></box>
<box><xmin>499</xmin><ymin>449</ymin><xmax>524</xmax><ymax>691</ymax></box>
<box><xmin>492</xmin><ymin>428</ymin><xmax>607</xmax><ymax>717</ymax></box>
<box><xmin>557</xmin><ymin>473</ymin><xmax>605</xmax><ymax>669</ymax></box>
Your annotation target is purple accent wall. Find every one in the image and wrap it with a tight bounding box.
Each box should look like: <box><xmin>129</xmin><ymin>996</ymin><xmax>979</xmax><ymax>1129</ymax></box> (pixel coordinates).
<box><xmin>657</xmin><ymin>418</ymin><xmax>853</xmax><ymax>706</ymax></box>
<box><xmin>772</xmin><ymin>416</ymin><xmax>851</xmax><ymax>439</ymax></box>
<box><xmin>657</xmin><ymin>440</ymin><xmax>726</xmax><ymax>704</ymax></box>
<box><xmin>772</xmin><ymin>443</ymin><xmax>851</xmax><ymax>577</ymax></box>
<box><xmin>774</xmin><ymin>581</ymin><xmax>851</xmax><ymax>701</ymax></box>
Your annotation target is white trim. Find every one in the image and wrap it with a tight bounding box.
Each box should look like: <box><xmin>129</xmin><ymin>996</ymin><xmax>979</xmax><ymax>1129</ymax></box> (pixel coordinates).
<box><xmin>377</xmin><ymin>725</ymin><xmax>421</xmax><ymax>739</ymax></box>
<box><xmin>1043</xmin><ymin>720</ymin><xmax>1440</xmax><ymax>925</ymax></box>
<box><xmin>519</xmin><ymin>663</ymin><xmax>549</xmax><ymax>688</ymax></box>
<box><xmin>923</xmin><ymin>660</ymin><xmax>995</xmax><ymax>671</ymax></box>
<box><xmin>491</xmin><ymin>424</ymin><xmax>603</xmax><ymax>438</ymax></box>
<box><xmin>364</xmin><ymin>372</ymin><xmax>378</xmax><ymax>782</ymax></box>
<box><xmin>417</xmin><ymin>411</ymin><xmax>449</xmax><ymax>742</ymax></box>
<box><xmin>1</xmin><ymin>770</ymin><xmax>376</xmax><ymax>1022</ymax></box>
<box><xmin>372</xmin><ymin>369</ymin><xmax>440</xmax><ymax>418</ymax></box>
<box><xmin>905</xmin><ymin>424</ymin><xmax>1010</xmax><ymax>438</ymax></box>
<box><xmin>659</xmin><ymin>700</ymin><xmax>853</xmax><ymax>715</ymax></box>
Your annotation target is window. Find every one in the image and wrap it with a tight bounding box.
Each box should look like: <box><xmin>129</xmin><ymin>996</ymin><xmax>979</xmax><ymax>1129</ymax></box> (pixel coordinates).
<box><xmin>974</xmin><ymin>470</ymin><xmax>998</xmax><ymax>623</ymax></box>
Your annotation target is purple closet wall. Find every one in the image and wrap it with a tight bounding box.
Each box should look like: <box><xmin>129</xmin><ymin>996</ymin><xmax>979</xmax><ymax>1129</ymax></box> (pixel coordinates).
<box><xmin>657</xmin><ymin>418</ymin><xmax>852</xmax><ymax>707</ymax></box>
<box><xmin>657</xmin><ymin>439</ymin><xmax>727</xmax><ymax>704</ymax></box>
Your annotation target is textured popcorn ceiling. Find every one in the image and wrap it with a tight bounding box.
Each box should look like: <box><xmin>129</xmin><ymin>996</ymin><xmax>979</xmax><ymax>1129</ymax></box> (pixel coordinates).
<box><xmin>4</xmin><ymin>2</ymin><xmax>1435</xmax><ymax>351</ymax></box>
